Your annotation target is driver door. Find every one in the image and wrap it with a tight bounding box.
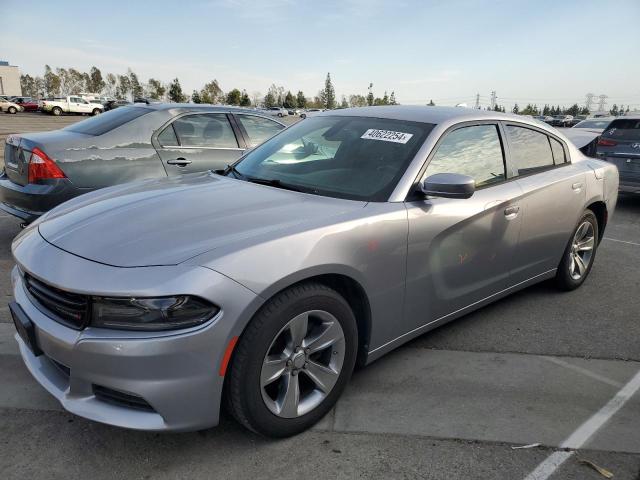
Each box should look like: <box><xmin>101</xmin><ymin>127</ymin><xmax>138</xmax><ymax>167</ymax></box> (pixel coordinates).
<box><xmin>403</xmin><ymin>123</ymin><xmax>523</xmax><ymax>333</ymax></box>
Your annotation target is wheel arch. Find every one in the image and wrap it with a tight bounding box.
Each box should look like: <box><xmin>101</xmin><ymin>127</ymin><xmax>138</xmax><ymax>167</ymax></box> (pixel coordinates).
<box><xmin>586</xmin><ymin>200</ymin><xmax>607</xmax><ymax>244</ymax></box>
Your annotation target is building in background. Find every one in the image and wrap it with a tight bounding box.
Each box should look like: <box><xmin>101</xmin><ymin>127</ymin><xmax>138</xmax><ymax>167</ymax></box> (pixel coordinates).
<box><xmin>0</xmin><ymin>61</ymin><xmax>22</xmax><ymax>97</ymax></box>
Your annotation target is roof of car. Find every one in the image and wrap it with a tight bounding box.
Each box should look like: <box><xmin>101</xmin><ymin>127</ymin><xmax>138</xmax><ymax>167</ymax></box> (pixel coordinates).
<box><xmin>139</xmin><ymin>103</ymin><xmax>267</xmax><ymax>115</ymax></box>
<box><xmin>315</xmin><ymin>105</ymin><xmax>542</xmax><ymax>125</ymax></box>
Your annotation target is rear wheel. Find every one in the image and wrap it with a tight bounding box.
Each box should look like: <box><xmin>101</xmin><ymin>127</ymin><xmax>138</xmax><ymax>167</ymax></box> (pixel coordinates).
<box><xmin>554</xmin><ymin>210</ymin><xmax>598</xmax><ymax>290</ymax></box>
<box><xmin>8</xmin><ymin>106</ymin><xmax>16</xmax><ymax>114</ymax></box>
<box><xmin>92</xmin><ymin>108</ymin><xmax>101</xmax><ymax>116</ymax></box>
<box><xmin>52</xmin><ymin>107</ymin><xmax>62</xmax><ymax>116</ymax></box>
<box><xmin>225</xmin><ymin>282</ymin><xmax>357</xmax><ymax>437</ymax></box>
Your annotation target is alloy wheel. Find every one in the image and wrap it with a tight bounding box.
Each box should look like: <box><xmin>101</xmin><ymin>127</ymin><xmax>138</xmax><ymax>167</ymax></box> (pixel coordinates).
<box><xmin>260</xmin><ymin>309</ymin><xmax>345</xmax><ymax>418</ymax></box>
<box><xmin>569</xmin><ymin>221</ymin><xmax>595</xmax><ymax>280</ymax></box>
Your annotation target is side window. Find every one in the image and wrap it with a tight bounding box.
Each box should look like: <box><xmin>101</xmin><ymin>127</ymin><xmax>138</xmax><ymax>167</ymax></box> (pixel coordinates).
<box><xmin>236</xmin><ymin>115</ymin><xmax>284</xmax><ymax>147</ymax></box>
<box><xmin>171</xmin><ymin>114</ymin><xmax>238</xmax><ymax>148</ymax></box>
<box><xmin>425</xmin><ymin>124</ymin><xmax>506</xmax><ymax>187</ymax></box>
<box><xmin>549</xmin><ymin>137</ymin><xmax>566</xmax><ymax>164</ymax></box>
<box><xmin>157</xmin><ymin>124</ymin><xmax>179</xmax><ymax>147</ymax></box>
<box><xmin>506</xmin><ymin>125</ymin><xmax>554</xmax><ymax>174</ymax></box>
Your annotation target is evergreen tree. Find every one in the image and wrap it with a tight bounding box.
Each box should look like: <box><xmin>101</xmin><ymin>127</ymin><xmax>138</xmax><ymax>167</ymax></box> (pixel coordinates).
<box><xmin>296</xmin><ymin>91</ymin><xmax>307</xmax><ymax>108</ymax></box>
<box><xmin>240</xmin><ymin>90</ymin><xmax>251</xmax><ymax>107</ymax></box>
<box><xmin>128</xmin><ymin>69</ymin><xmax>143</xmax><ymax>99</ymax></box>
<box><xmin>366</xmin><ymin>83</ymin><xmax>374</xmax><ymax>106</ymax></box>
<box><xmin>264</xmin><ymin>92</ymin><xmax>277</xmax><ymax>107</ymax></box>
<box><xmin>340</xmin><ymin>96</ymin><xmax>349</xmax><ymax>108</ymax></box>
<box><xmin>147</xmin><ymin>78</ymin><xmax>166</xmax><ymax>100</ymax></box>
<box><xmin>226</xmin><ymin>88</ymin><xmax>242</xmax><ymax>105</ymax></box>
<box><xmin>191</xmin><ymin>90</ymin><xmax>202</xmax><ymax>103</ymax></box>
<box><xmin>389</xmin><ymin>91</ymin><xmax>397</xmax><ymax>105</ymax></box>
<box><xmin>283</xmin><ymin>91</ymin><xmax>296</xmax><ymax>109</ymax></box>
<box><xmin>168</xmin><ymin>78</ymin><xmax>185</xmax><ymax>103</ymax></box>
<box><xmin>200</xmin><ymin>80</ymin><xmax>223</xmax><ymax>104</ymax></box>
<box><xmin>89</xmin><ymin>66</ymin><xmax>105</xmax><ymax>93</ymax></box>
<box><xmin>512</xmin><ymin>103</ymin><xmax>519</xmax><ymax>114</ymax></box>
<box><xmin>323</xmin><ymin>73</ymin><xmax>336</xmax><ymax>109</ymax></box>
<box><xmin>610</xmin><ymin>104</ymin><xmax>619</xmax><ymax>116</ymax></box>
<box><xmin>427</xmin><ymin>99</ymin><xmax>435</xmax><ymax>106</ymax></box>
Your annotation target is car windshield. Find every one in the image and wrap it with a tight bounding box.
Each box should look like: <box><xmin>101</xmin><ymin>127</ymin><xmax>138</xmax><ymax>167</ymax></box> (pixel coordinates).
<box><xmin>231</xmin><ymin>115</ymin><xmax>434</xmax><ymax>201</ymax></box>
<box><xmin>601</xmin><ymin>119</ymin><xmax>640</xmax><ymax>141</ymax></box>
<box><xmin>63</xmin><ymin>106</ymin><xmax>153</xmax><ymax>136</ymax></box>
<box><xmin>574</xmin><ymin>119</ymin><xmax>611</xmax><ymax>129</ymax></box>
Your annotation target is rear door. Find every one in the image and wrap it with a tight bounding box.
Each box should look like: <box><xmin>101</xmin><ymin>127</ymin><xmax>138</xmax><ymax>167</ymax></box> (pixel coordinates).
<box><xmin>154</xmin><ymin>113</ymin><xmax>246</xmax><ymax>175</ymax></box>
<box><xmin>503</xmin><ymin>123</ymin><xmax>586</xmax><ymax>283</ymax></box>
<box><xmin>596</xmin><ymin>118</ymin><xmax>640</xmax><ymax>188</ymax></box>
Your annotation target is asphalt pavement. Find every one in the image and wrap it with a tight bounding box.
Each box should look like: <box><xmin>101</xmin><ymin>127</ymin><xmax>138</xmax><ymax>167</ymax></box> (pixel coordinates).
<box><xmin>0</xmin><ymin>113</ymin><xmax>639</xmax><ymax>479</ymax></box>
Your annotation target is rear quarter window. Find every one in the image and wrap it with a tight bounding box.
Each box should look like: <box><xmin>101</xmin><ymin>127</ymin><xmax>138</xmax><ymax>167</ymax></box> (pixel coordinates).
<box><xmin>63</xmin><ymin>106</ymin><xmax>153</xmax><ymax>136</ymax></box>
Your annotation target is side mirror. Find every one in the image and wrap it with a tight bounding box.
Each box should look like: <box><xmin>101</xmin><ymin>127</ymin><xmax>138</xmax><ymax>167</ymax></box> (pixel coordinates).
<box><xmin>420</xmin><ymin>173</ymin><xmax>475</xmax><ymax>199</ymax></box>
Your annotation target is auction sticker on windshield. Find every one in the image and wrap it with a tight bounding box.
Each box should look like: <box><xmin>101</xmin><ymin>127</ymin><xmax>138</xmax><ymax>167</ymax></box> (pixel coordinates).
<box><xmin>360</xmin><ymin>129</ymin><xmax>414</xmax><ymax>144</ymax></box>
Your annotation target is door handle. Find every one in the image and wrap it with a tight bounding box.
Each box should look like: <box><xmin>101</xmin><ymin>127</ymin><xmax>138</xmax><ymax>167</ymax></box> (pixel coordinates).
<box><xmin>572</xmin><ymin>182</ymin><xmax>583</xmax><ymax>191</ymax></box>
<box><xmin>504</xmin><ymin>205</ymin><xmax>520</xmax><ymax>219</ymax></box>
<box><xmin>167</xmin><ymin>158</ymin><xmax>192</xmax><ymax>166</ymax></box>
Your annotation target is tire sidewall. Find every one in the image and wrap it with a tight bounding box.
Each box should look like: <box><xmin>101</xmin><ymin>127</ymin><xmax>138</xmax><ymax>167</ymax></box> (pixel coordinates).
<box><xmin>232</xmin><ymin>286</ymin><xmax>357</xmax><ymax>437</ymax></box>
<box><xmin>557</xmin><ymin>210</ymin><xmax>599</xmax><ymax>290</ymax></box>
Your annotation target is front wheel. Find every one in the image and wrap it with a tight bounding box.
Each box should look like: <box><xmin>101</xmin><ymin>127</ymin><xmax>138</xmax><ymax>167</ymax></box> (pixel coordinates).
<box><xmin>554</xmin><ymin>209</ymin><xmax>599</xmax><ymax>290</ymax></box>
<box><xmin>8</xmin><ymin>106</ymin><xmax>17</xmax><ymax>114</ymax></box>
<box><xmin>225</xmin><ymin>282</ymin><xmax>358</xmax><ymax>437</ymax></box>
<box><xmin>52</xmin><ymin>107</ymin><xmax>62</xmax><ymax>116</ymax></box>
<box><xmin>92</xmin><ymin>108</ymin><xmax>101</xmax><ymax>116</ymax></box>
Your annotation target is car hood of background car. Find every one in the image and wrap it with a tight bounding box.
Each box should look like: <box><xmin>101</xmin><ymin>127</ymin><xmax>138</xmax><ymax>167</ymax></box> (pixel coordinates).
<box><xmin>37</xmin><ymin>173</ymin><xmax>366</xmax><ymax>267</ymax></box>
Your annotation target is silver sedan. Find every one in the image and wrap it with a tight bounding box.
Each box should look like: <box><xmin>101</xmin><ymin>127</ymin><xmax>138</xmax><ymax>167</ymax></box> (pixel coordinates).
<box><xmin>9</xmin><ymin>106</ymin><xmax>618</xmax><ymax>437</ymax></box>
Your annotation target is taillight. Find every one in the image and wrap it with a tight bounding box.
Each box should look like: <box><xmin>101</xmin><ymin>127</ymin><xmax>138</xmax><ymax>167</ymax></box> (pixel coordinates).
<box><xmin>597</xmin><ymin>138</ymin><xmax>617</xmax><ymax>147</ymax></box>
<box><xmin>28</xmin><ymin>147</ymin><xmax>66</xmax><ymax>183</ymax></box>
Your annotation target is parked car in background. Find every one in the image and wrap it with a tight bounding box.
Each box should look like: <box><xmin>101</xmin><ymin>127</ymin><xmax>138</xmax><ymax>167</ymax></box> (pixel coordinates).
<box><xmin>13</xmin><ymin>97</ymin><xmax>40</xmax><ymax>112</ymax></box>
<box><xmin>0</xmin><ymin>98</ymin><xmax>22</xmax><ymax>114</ymax></box>
<box><xmin>567</xmin><ymin>115</ymin><xmax>588</xmax><ymax>127</ymax></box>
<box><xmin>0</xmin><ymin>104</ymin><xmax>285</xmax><ymax>222</ymax></box>
<box><xmin>300</xmin><ymin>108</ymin><xmax>323</xmax><ymax>119</ymax></box>
<box><xmin>103</xmin><ymin>99</ymin><xmax>132</xmax><ymax>111</ymax></box>
<box><xmin>265</xmin><ymin>106</ymin><xmax>288</xmax><ymax>117</ymax></box>
<box><xmin>41</xmin><ymin>96</ymin><xmax>104</xmax><ymax>116</ymax></box>
<box><xmin>8</xmin><ymin>106</ymin><xmax>618</xmax><ymax>437</ymax></box>
<box><xmin>572</xmin><ymin>117</ymin><xmax>615</xmax><ymax>134</ymax></box>
<box><xmin>550</xmin><ymin>115</ymin><xmax>574</xmax><ymax>127</ymax></box>
<box><xmin>595</xmin><ymin>116</ymin><xmax>640</xmax><ymax>193</ymax></box>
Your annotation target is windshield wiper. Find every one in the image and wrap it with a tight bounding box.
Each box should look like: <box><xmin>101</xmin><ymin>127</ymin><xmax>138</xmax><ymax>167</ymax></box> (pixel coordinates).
<box><xmin>222</xmin><ymin>163</ymin><xmax>247</xmax><ymax>179</ymax></box>
<box><xmin>248</xmin><ymin>177</ymin><xmax>316</xmax><ymax>194</ymax></box>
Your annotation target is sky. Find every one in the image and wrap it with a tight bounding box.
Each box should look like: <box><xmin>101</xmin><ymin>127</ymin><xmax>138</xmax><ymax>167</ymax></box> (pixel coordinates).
<box><xmin>2</xmin><ymin>0</ymin><xmax>640</xmax><ymax>109</ymax></box>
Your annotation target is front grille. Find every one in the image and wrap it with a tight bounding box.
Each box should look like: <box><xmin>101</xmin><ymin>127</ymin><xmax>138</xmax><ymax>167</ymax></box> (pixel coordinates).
<box><xmin>93</xmin><ymin>385</ymin><xmax>155</xmax><ymax>412</ymax></box>
<box><xmin>24</xmin><ymin>274</ymin><xmax>90</xmax><ymax>329</ymax></box>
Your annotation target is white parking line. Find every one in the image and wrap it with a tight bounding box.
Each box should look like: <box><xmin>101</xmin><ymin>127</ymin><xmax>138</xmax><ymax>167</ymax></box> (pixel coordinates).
<box><xmin>541</xmin><ymin>356</ymin><xmax>623</xmax><ymax>388</ymax></box>
<box><xmin>523</xmin><ymin>368</ymin><xmax>640</xmax><ymax>480</ymax></box>
<box><xmin>604</xmin><ymin>237</ymin><xmax>640</xmax><ymax>246</ymax></box>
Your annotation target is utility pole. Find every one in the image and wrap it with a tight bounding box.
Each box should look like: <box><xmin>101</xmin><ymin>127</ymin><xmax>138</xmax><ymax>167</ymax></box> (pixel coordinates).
<box><xmin>474</xmin><ymin>93</ymin><xmax>480</xmax><ymax>109</ymax></box>
<box><xmin>490</xmin><ymin>91</ymin><xmax>497</xmax><ymax>110</ymax></box>
<box><xmin>585</xmin><ymin>93</ymin><xmax>595</xmax><ymax>112</ymax></box>
<box><xmin>597</xmin><ymin>94</ymin><xmax>608</xmax><ymax>113</ymax></box>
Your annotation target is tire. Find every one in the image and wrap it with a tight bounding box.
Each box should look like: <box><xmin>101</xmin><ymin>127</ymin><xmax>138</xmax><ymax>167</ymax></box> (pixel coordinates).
<box><xmin>225</xmin><ymin>282</ymin><xmax>358</xmax><ymax>437</ymax></box>
<box><xmin>8</xmin><ymin>106</ymin><xmax>17</xmax><ymax>114</ymax></box>
<box><xmin>554</xmin><ymin>209</ymin><xmax>599</xmax><ymax>291</ymax></box>
<box><xmin>92</xmin><ymin>108</ymin><xmax>101</xmax><ymax>116</ymax></box>
<box><xmin>300</xmin><ymin>114</ymin><xmax>306</xmax><ymax>119</ymax></box>
<box><xmin>52</xmin><ymin>107</ymin><xmax>62</xmax><ymax>116</ymax></box>
<box><xmin>278</xmin><ymin>112</ymin><xmax>283</xmax><ymax>117</ymax></box>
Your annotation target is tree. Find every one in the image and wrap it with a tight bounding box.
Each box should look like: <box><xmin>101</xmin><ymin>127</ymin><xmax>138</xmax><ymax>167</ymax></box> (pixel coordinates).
<box><xmin>296</xmin><ymin>91</ymin><xmax>307</xmax><ymax>108</ymax></box>
<box><xmin>283</xmin><ymin>91</ymin><xmax>296</xmax><ymax>109</ymax></box>
<box><xmin>427</xmin><ymin>99</ymin><xmax>435</xmax><ymax>106</ymax></box>
<box><xmin>89</xmin><ymin>66</ymin><xmax>105</xmax><ymax>93</ymax></box>
<box><xmin>191</xmin><ymin>90</ymin><xmax>202</xmax><ymax>104</ymax></box>
<box><xmin>264</xmin><ymin>91</ymin><xmax>277</xmax><ymax>108</ymax></box>
<box><xmin>117</xmin><ymin>74</ymin><xmax>132</xmax><ymax>100</ymax></box>
<box><xmin>367</xmin><ymin>83</ymin><xmax>374</xmax><ymax>106</ymax></box>
<box><xmin>348</xmin><ymin>94</ymin><xmax>367</xmax><ymax>107</ymax></box>
<box><xmin>104</xmin><ymin>73</ymin><xmax>118</xmax><ymax>98</ymax></box>
<box><xmin>240</xmin><ymin>90</ymin><xmax>251</xmax><ymax>107</ymax></box>
<box><xmin>251</xmin><ymin>91</ymin><xmax>262</xmax><ymax>107</ymax></box>
<box><xmin>128</xmin><ymin>69</ymin><xmax>143</xmax><ymax>99</ymax></box>
<box><xmin>610</xmin><ymin>104</ymin><xmax>619</xmax><ymax>116</ymax></box>
<box><xmin>168</xmin><ymin>78</ymin><xmax>185</xmax><ymax>103</ymax></box>
<box><xmin>20</xmin><ymin>74</ymin><xmax>36</xmax><ymax>97</ymax></box>
<box><xmin>389</xmin><ymin>91</ymin><xmax>397</xmax><ymax>105</ymax></box>
<box><xmin>147</xmin><ymin>78</ymin><xmax>165</xmax><ymax>100</ymax></box>
<box><xmin>566</xmin><ymin>103</ymin><xmax>580</xmax><ymax>116</ymax></box>
<box><xmin>266</xmin><ymin>84</ymin><xmax>284</xmax><ymax>106</ymax></box>
<box><xmin>340</xmin><ymin>96</ymin><xmax>349</xmax><ymax>108</ymax></box>
<box><xmin>226</xmin><ymin>88</ymin><xmax>242</xmax><ymax>105</ymax></box>
<box><xmin>322</xmin><ymin>73</ymin><xmax>336</xmax><ymax>109</ymax></box>
<box><xmin>512</xmin><ymin>103</ymin><xmax>519</xmax><ymax>114</ymax></box>
<box><xmin>542</xmin><ymin>104</ymin><xmax>550</xmax><ymax>116</ymax></box>
<box><xmin>200</xmin><ymin>80</ymin><xmax>223</xmax><ymax>104</ymax></box>
<box><xmin>43</xmin><ymin>65</ymin><xmax>60</xmax><ymax>96</ymax></box>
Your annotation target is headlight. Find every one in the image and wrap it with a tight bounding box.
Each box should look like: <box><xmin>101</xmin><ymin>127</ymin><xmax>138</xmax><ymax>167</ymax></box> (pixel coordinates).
<box><xmin>91</xmin><ymin>296</ymin><xmax>219</xmax><ymax>331</ymax></box>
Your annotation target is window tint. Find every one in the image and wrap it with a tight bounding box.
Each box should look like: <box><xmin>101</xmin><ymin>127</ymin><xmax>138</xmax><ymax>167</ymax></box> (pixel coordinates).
<box><xmin>425</xmin><ymin>125</ymin><xmax>505</xmax><ymax>187</ymax></box>
<box><xmin>602</xmin><ymin>119</ymin><xmax>640</xmax><ymax>141</ymax></box>
<box><xmin>158</xmin><ymin>124</ymin><xmax>178</xmax><ymax>147</ymax></box>
<box><xmin>236</xmin><ymin>115</ymin><xmax>284</xmax><ymax>146</ymax></box>
<box><xmin>172</xmin><ymin>114</ymin><xmax>238</xmax><ymax>148</ymax></box>
<box><xmin>549</xmin><ymin>137</ymin><xmax>566</xmax><ymax>164</ymax></box>
<box><xmin>63</xmin><ymin>106</ymin><xmax>153</xmax><ymax>136</ymax></box>
<box><xmin>506</xmin><ymin>125</ymin><xmax>554</xmax><ymax>174</ymax></box>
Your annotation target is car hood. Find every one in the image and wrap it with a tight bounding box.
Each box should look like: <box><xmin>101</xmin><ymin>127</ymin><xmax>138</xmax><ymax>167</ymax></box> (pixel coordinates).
<box><xmin>38</xmin><ymin>173</ymin><xmax>365</xmax><ymax>267</ymax></box>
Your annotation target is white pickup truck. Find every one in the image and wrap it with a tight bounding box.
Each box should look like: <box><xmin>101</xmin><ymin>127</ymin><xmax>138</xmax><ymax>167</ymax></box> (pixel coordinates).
<box><xmin>41</xmin><ymin>96</ymin><xmax>104</xmax><ymax>116</ymax></box>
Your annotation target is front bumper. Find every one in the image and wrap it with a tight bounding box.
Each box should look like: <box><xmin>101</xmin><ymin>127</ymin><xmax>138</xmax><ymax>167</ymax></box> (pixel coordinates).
<box><xmin>10</xmin><ymin>229</ymin><xmax>260</xmax><ymax>431</ymax></box>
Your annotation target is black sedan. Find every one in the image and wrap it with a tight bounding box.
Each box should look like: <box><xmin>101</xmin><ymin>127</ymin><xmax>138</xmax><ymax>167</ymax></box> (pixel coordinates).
<box><xmin>0</xmin><ymin>104</ymin><xmax>285</xmax><ymax>222</ymax></box>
